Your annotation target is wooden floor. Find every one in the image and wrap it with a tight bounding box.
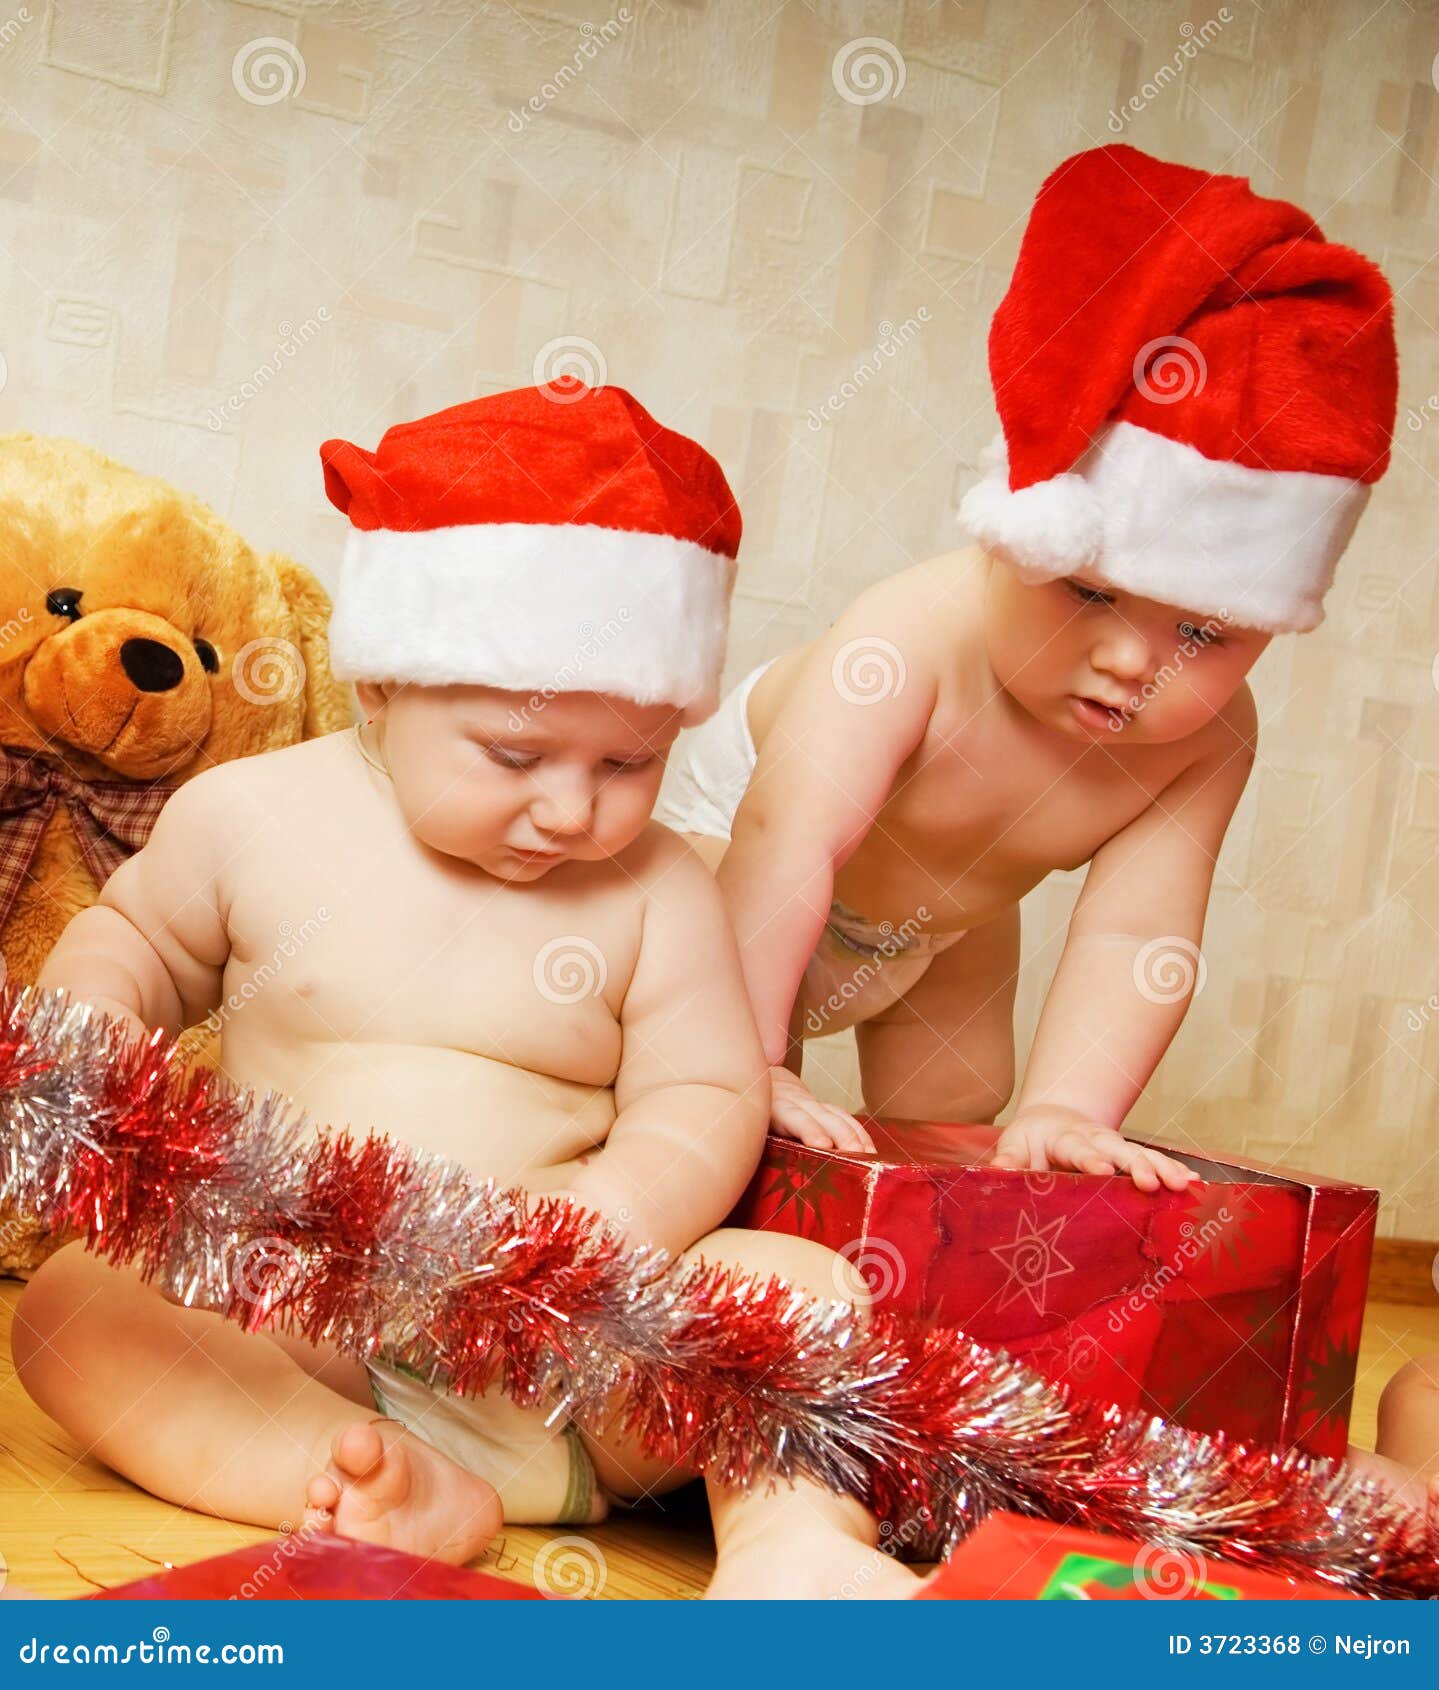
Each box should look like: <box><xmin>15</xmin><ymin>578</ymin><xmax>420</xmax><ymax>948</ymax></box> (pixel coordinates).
<box><xmin>3</xmin><ymin>1281</ymin><xmax>1437</xmax><ymax>1601</ymax></box>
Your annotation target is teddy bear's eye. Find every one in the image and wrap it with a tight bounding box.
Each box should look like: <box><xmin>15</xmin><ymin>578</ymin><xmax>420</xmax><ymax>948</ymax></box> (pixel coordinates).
<box><xmin>193</xmin><ymin>638</ymin><xmax>219</xmax><ymax>674</ymax></box>
<box><xmin>46</xmin><ymin>587</ymin><xmax>82</xmax><ymax>622</ymax></box>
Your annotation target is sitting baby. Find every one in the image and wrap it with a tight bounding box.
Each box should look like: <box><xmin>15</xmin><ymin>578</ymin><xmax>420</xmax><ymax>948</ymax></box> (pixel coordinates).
<box><xmin>14</xmin><ymin>384</ymin><xmax>913</xmax><ymax>1600</ymax></box>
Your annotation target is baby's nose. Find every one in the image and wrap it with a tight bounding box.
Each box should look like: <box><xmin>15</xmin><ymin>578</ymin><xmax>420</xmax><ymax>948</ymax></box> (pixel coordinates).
<box><xmin>119</xmin><ymin>637</ymin><xmax>186</xmax><ymax>693</ymax></box>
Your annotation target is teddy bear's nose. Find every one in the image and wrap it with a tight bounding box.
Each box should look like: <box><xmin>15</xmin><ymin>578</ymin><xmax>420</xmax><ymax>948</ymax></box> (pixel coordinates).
<box><xmin>119</xmin><ymin>637</ymin><xmax>186</xmax><ymax>693</ymax></box>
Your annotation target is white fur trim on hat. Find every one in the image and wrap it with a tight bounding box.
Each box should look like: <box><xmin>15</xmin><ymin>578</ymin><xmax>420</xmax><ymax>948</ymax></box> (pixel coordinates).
<box><xmin>959</xmin><ymin>421</ymin><xmax>1370</xmax><ymax>634</ymax></box>
<box><xmin>328</xmin><ymin>521</ymin><xmax>737</xmax><ymax>724</ymax></box>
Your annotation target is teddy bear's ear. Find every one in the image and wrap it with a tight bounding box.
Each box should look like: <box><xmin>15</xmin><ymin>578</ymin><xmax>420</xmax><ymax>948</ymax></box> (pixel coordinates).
<box><xmin>270</xmin><ymin>553</ymin><xmax>356</xmax><ymax>739</ymax></box>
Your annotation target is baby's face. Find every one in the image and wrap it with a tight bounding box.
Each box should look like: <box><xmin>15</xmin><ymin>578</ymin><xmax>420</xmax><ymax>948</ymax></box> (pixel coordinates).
<box><xmin>984</xmin><ymin>559</ymin><xmax>1271</xmax><ymax>745</ymax></box>
<box><xmin>357</xmin><ymin>681</ymin><xmax>682</xmax><ymax>881</ymax></box>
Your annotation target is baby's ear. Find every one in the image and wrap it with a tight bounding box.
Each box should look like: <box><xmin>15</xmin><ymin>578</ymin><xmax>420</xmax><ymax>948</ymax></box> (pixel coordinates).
<box><xmin>353</xmin><ymin>679</ymin><xmax>388</xmax><ymax>719</ymax></box>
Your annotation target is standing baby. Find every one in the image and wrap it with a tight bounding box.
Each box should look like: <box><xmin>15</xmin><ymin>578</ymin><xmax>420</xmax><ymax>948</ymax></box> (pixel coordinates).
<box><xmin>658</xmin><ymin>144</ymin><xmax>1398</xmax><ymax>1190</ymax></box>
<box><xmin>15</xmin><ymin>383</ymin><xmax>913</xmax><ymax>1599</ymax></box>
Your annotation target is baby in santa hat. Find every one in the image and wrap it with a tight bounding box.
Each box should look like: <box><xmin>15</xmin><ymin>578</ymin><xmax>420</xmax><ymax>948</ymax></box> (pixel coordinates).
<box><xmin>15</xmin><ymin>383</ymin><xmax>913</xmax><ymax>1599</ymax></box>
<box><xmin>658</xmin><ymin>143</ymin><xmax>1396</xmax><ymax>1199</ymax></box>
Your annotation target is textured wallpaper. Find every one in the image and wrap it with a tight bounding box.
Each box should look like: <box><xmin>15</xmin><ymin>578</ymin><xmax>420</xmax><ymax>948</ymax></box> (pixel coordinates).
<box><xmin>0</xmin><ymin>0</ymin><xmax>1435</xmax><ymax>1234</ymax></box>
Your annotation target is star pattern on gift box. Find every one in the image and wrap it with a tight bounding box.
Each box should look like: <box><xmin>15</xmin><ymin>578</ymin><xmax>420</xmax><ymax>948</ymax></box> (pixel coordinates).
<box><xmin>754</xmin><ymin>1153</ymin><xmax>843</xmax><ymax>1234</ymax></box>
<box><xmin>989</xmin><ymin>1207</ymin><xmax>1075</xmax><ymax>1314</ymax></box>
<box><xmin>1178</xmin><ymin>1181</ymin><xmax>1261</xmax><ymax>1272</ymax></box>
<box><xmin>1299</xmin><ymin>1329</ymin><xmax>1359</xmax><ymax>1433</ymax></box>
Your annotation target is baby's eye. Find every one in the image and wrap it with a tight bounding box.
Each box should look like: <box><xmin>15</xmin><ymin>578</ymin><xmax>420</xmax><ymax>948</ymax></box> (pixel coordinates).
<box><xmin>603</xmin><ymin>755</ymin><xmax>655</xmax><ymax>773</ymax></box>
<box><xmin>1178</xmin><ymin>620</ymin><xmax>1222</xmax><ymax>648</ymax></box>
<box><xmin>1065</xmin><ymin>578</ymin><xmax>1113</xmax><ymax>606</ymax></box>
<box><xmin>482</xmin><ymin>746</ymin><xmax>540</xmax><ymax>771</ymax></box>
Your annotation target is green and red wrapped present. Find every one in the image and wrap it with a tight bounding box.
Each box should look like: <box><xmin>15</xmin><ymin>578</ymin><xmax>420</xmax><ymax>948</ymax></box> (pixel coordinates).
<box><xmin>729</xmin><ymin>1120</ymin><xmax>1376</xmax><ymax>1458</ymax></box>
<box><xmin>920</xmin><ymin>1511</ymin><xmax>1359</xmax><ymax>1601</ymax></box>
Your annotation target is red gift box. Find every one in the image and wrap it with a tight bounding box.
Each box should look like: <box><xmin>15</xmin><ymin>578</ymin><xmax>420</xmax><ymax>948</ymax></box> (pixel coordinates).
<box><xmin>88</xmin><ymin>1533</ymin><xmax>543</xmax><ymax>1600</ymax></box>
<box><xmin>920</xmin><ymin>1510</ymin><xmax>1357</xmax><ymax>1600</ymax></box>
<box><xmin>729</xmin><ymin>1120</ymin><xmax>1376</xmax><ymax>1458</ymax></box>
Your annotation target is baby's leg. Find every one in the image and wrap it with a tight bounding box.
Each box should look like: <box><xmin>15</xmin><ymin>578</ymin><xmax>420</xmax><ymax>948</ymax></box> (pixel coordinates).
<box><xmin>580</xmin><ymin>1228</ymin><xmax>919</xmax><ymax>1600</ymax></box>
<box><xmin>1377</xmin><ymin>1351</ymin><xmax>1439</xmax><ymax>1479</ymax></box>
<box><xmin>855</xmin><ymin>907</ymin><xmax>1020</xmax><ymax>1122</ymax></box>
<box><xmin>14</xmin><ymin>1242</ymin><xmax>500</xmax><ymax>1562</ymax></box>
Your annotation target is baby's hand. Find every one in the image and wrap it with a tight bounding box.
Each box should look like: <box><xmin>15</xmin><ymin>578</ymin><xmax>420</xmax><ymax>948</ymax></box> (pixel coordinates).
<box><xmin>990</xmin><ymin>1104</ymin><xmax>1195</xmax><ymax>1192</ymax></box>
<box><xmin>768</xmin><ymin>1065</ymin><xmax>876</xmax><ymax>1154</ymax></box>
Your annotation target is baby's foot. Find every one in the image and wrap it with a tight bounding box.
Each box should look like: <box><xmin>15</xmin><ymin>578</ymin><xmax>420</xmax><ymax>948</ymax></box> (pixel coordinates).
<box><xmin>303</xmin><ymin>1418</ymin><xmax>501</xmax><ymax>1564</ymax></box>
<box><xmin>706</xmin><ymin>1521</ymin><xmax>921</xmax><ymax>1600</ymax></box>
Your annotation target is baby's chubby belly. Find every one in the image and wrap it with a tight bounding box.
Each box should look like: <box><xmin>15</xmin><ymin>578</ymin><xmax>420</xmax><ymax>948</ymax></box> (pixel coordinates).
<box><xmin>220</xmin><ymin>1027</ymin><xmax>618</xmax><ymax>1188</ymax></box>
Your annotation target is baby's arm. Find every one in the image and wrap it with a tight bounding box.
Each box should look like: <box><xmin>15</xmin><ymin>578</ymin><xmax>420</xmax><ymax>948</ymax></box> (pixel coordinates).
<box><xmin>716</xmin><ymin>586</ymin><xmax>939</xmax><ymax>1148</ymax></box>
<box><xmin>543</xmin><ymin>838</ymin><xmax>771</xmax><ymax>1258</ymax></box>
<box><xmin>38</xmin><ymin>769</ymin><xmax>233</xmax><ymax>1039</ymax></box>
<box><xmin>995</xmin><ymin>699</ymin><xmax>1257</xmax><ymax>1190</ymax></box>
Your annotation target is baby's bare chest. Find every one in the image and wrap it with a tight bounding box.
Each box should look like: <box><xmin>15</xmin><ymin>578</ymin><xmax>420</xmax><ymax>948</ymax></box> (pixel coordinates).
<box><xmin>220</xmin><ymin>820</ymin><xmax>633</xmax><ymax>1087</ymax></box>
<box><xmin>847</xmin><ymin>712</ymin><xmax>1192</xmax><ymax>915</ymax></box>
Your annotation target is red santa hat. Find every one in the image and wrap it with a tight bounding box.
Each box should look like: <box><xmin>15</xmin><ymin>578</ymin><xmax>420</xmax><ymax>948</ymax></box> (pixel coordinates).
<box><xmin>959</xmin><ymin>144</ymin><xmax>1398</xmax><ymax>634</ymax></box>
<box><xmin>320</xmin><ymin>381</ymin><xmax>741</xmax><ymax>722</ymax></box>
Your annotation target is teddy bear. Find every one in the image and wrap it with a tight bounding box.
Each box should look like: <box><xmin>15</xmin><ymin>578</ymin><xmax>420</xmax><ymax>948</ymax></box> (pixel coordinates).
<box><xmin>0</xmin><ymin>433</ymin><xmax>354</xmax><ymax>1275</ymax></box>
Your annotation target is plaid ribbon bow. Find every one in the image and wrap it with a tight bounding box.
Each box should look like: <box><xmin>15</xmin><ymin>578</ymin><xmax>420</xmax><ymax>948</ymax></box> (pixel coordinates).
<box><xmin>0</xmin><ymin>743</ymin><xmax>178</xmax><ymax>932</ymax></box>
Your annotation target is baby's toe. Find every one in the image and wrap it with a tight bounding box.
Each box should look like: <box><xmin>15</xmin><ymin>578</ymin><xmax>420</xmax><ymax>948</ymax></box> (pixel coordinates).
<box><xmin>332</xmin><ymin>1419</ymin><xmax>387</xmax><ymax>1480</ymax></box>
<box><xmin>304</xmin><ymin>1471</ymin><xmax>339</xmax><ymax>1530</ymax></box>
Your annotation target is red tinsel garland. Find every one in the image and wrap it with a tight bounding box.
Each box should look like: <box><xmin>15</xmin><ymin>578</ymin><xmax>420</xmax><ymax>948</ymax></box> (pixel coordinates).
<box><xmin>1</xmin><ymin>985</ymin><xmax>1435</xmax><ymax>1596</ymax></box>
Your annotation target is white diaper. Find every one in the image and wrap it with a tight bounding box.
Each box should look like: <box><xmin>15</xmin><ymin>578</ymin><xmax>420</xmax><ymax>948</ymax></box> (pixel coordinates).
<box><xmin>365</xmin><ymin>1356</ymin><xmax>600</xmax><ymax>1525</ymax></box>
<box><xmin>656</xmin><ymin>660</ymin><xmax>967</xmax><ymax>1036</ymax></box>
<box><xmin>653</xmin><ymin>659</ymin><xmax>773</xmax><ymax>839</ymax></box>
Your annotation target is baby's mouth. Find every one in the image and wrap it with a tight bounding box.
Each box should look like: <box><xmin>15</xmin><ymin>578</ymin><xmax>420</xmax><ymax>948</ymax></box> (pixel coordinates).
<box><xmin>1070</xmin><ymin>694</ymin><xmax>1130</xmax><ymax>731</ymax></box>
